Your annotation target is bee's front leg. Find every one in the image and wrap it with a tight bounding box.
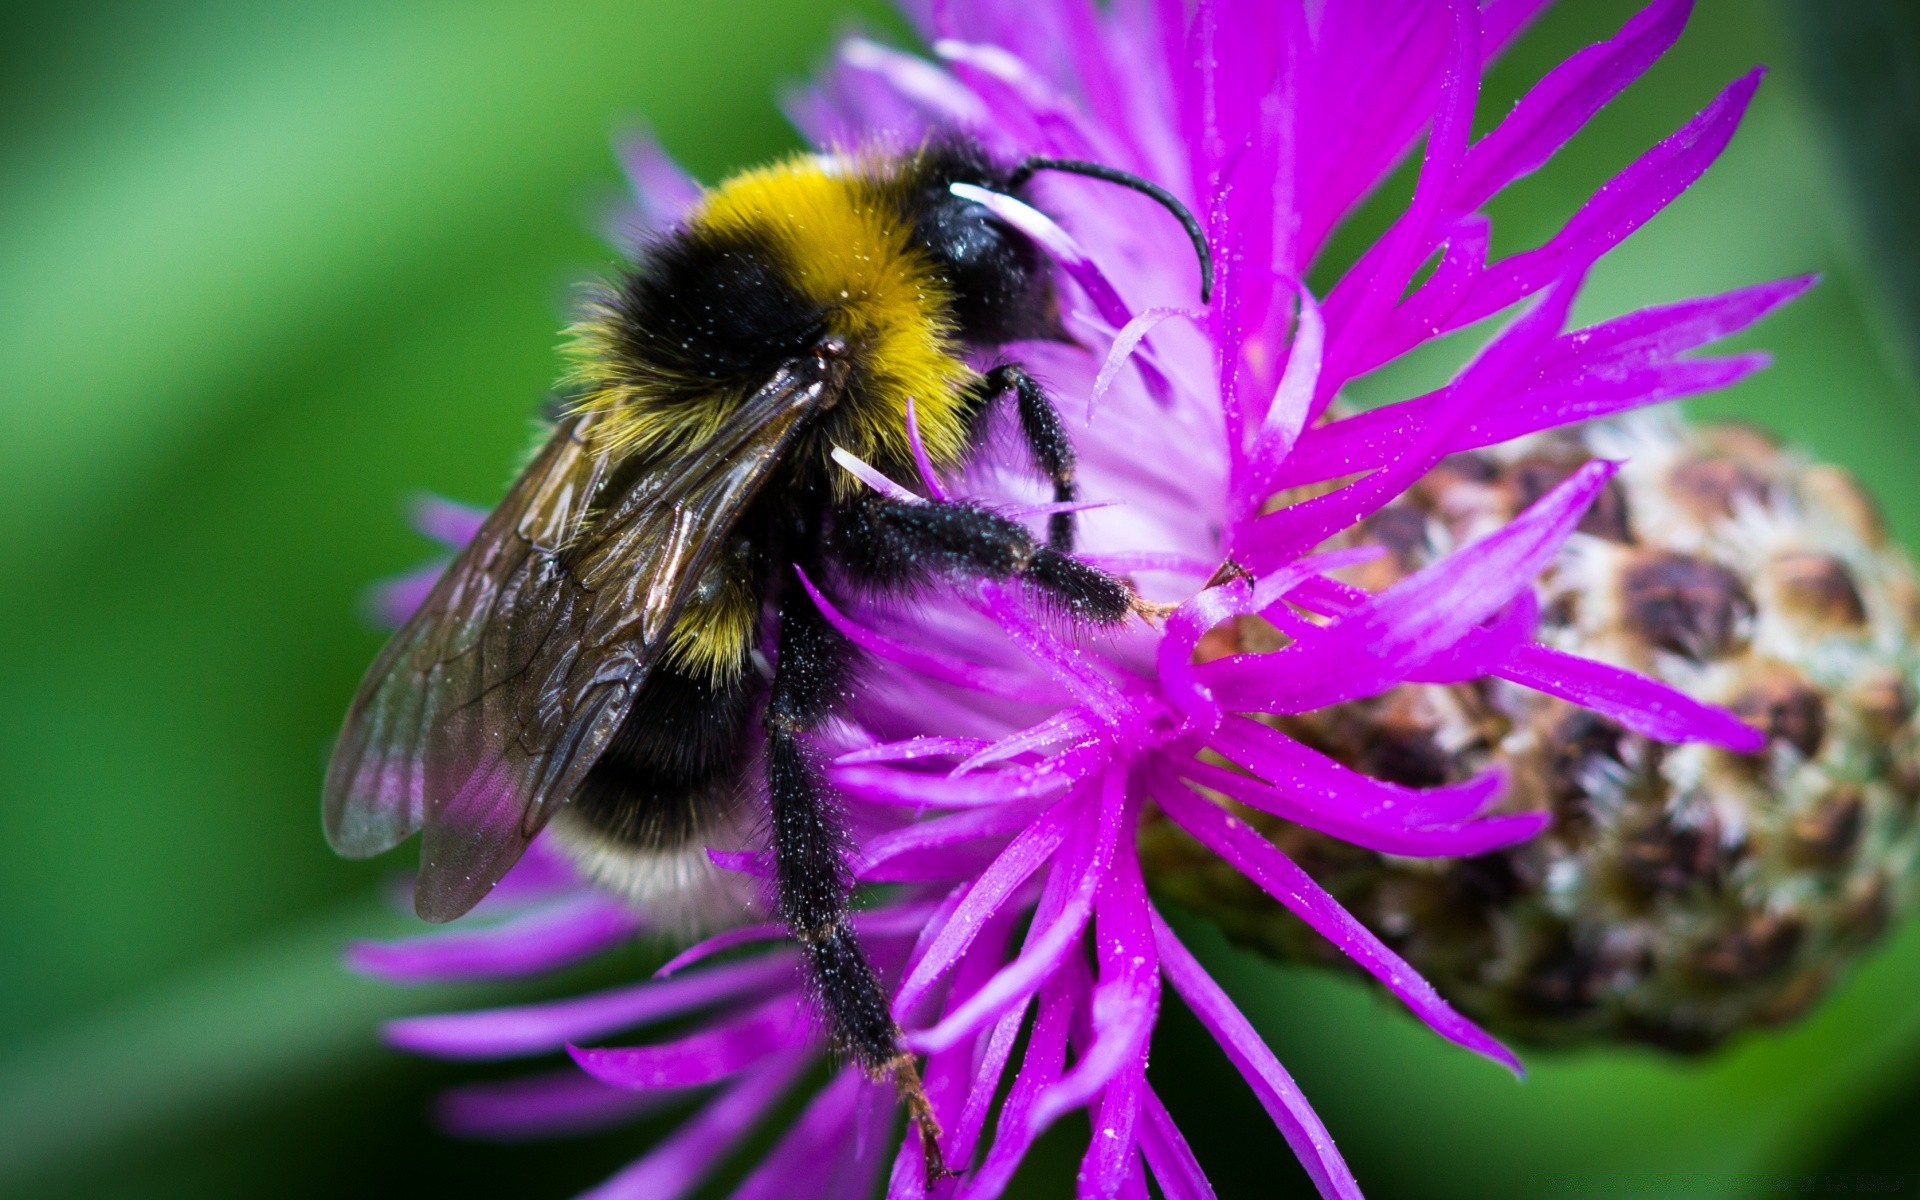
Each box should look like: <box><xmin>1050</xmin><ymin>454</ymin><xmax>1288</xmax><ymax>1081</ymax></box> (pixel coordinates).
<box><xmin>971</xmin><ymin>362</ymin><xmax>1078</xmax><ymax>552</ymax></box>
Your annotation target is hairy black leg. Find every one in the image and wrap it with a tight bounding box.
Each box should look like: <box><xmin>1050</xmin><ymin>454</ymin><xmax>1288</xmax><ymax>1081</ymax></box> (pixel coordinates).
<box><xmin>976</xmin><ymin>363</ymin><xmax>1078</xmax><ymax>551</ymax></box>
<box><xmin>839</xmin><ymin>494</ymin><xmax>1140</xmax><ymax>624</ymax></box>
<box><xmin>765</xmin><ymin>586</ymin><xmax>950</xmax><ymax>1181</ymax></box>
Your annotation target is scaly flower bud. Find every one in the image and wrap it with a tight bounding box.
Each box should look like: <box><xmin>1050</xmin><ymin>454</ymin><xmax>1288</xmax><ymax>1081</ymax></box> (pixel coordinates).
<box><xmin>1145</xmin><ymin>412</ymin><xmax>1920</xmax><ymax>1051</ymax></box>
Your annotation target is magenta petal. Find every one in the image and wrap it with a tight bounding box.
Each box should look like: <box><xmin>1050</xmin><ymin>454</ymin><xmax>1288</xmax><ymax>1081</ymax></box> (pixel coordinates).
<box><xmin>890</xmin><ymin>893</ymin><xmax>1033</xmax><ymax>1192</ymax></box>
<box><xmin>887</xmin><ymin>909</ymin><xmax>1028</xmax><ymax>1198</ymax></box>
<box><xmin>1450</xmin><ymin>0</ymin><xmax>1690</xmax><ymax>211</ymax></box>
<box><xmin>1156</xmin><ymin>580</ymin><xmax>1256</xmax><ymax>740</ymax></box>
<box><xmin>1484</xmin><ymin>0</ymin><xmax>1554</xmax><ymax>56</ymax></box>
<box><xmin>1206</xmin><ymin>714</ymin><xmax>1506</xmax><ymax>829</ymax></box>
<box><xmin>858</xmin><ymin>795</ymin><xmax>1055</xmax><ymax>883</ymax></box>
<box><xmin>1152</xmin><ymin>912</ymin><xmax>1362</xmax><ymax>1200</ymax></box>
<box><xmin>843</xmin><ymin>36</ymin><xmax>994</xmax><ymax>128</ymax></box>
<box><xmin>925</xmin><ymin>991</ymin><xmax>1030</xmax><ymax>1192</ymax></box>
<box><xmin>615</xmin><ymin>124</ymin><xmax>701</xmax><ymax>229</ymax></box>
<box><xmin>654</xmin><ymin>900</ymin><xmax>936</xmax><ymax>980</ymax></box>
<box><xmin>836</xmin><ymin>740</ymin><xmax>1110</xmax><ymax>810</ymax></box>
<box><xmin>1030</xmin><ymin>849</ymin><xmax>1158</xmax><ymax>1132</ymax></box>
<box><xmin>1454</xmin><ymin>354</ymin><xmax>1770</xmax><ymax>454</ymax></box>
<box><xmin>1092</xmin><ymin>306</ymin><xmax>1196</xmax><ymax>416</ymax></box>
<box><xmin>909</xmin><ymin>774</ymin><xmax>1121</xmax><ymax>1052</ymax></box>
<box><xmin>1544</xmin><ymin>274</ymin><xmax>1813</xmax><ymax>369</ymax></box>
<box><xmin>1298</xmin><ymin>2</ymin><xmax>1462</xmax><ymax>261</ymax></box>
<box><xmin>799</xmin><ymin>570</ymin><xmax>1039</xmax><ymax>699</ymax></box>
<box><xmin>831</xmin><ymin>1077</ymin><xmax>901</xmax><ymax>1200</ymax></box>
<box><xmin>912</xmin><ymin>862</ymin><xmax>1092</xmax><ymax>1052</ymax></box>
<box><xmin>1137</xmin><ymin>1084</ymin><xmax>1216</xmax><ymax>1200</ymax></box>
<box><xmin>934</xmin><ymin>39</ymin><xmax>1109</xmax><ymax>162</ymax></box>
<box><xmin>1243</xmin><ymin>275</ymin><xmax>1583</xmax><ymax>568</ymax></box>
<box><xmin>1155</xmin><ymin>773</ymin><xmax>1522</xmax><ymax>1073</ymax></box>
<box><xmin>1277</xmin><ymin>359</ymin><xmax>1662</xmax><ymax>491</ymax></box>
<box><xmin>1280</xmin><ymin>275</ymin><xmax>1804</xmax><ymax>489</ymax></box>
<box><xmin>1344</xmin><ymin>62</ymin><xmax>1765</xmax><ymax>379</ymax></box>
<box><xmin>387</xmin><ymin>953</ymin><xmax>797</xmax><ymax>1060</ymax></box>
<box><xmin>894</xmin><ymin>798</ymin><xmax>1074</xmax><ymax>1014</ymax></box>
<box><xmin>974</xmin><ymin>583</ymin><xmax>1130</xmax><ymax>720</ymax></box>
<box><xmin>347</xmin><ymin>894</ymin><xmax>640</xmax><ymax>985</ymax></box>
<box><xmin>1403</xmin><ymin>212</ymin><xmax>1492</xmax><ymax>336</ymax></box>
<box><xmin>1080</xmin><ymin>1064</ymin><xmax>1145</xmax><ymax>1197</ymax></box>
<box><xmin>1315</xmin><ymin>1</ymin><xmax>1481</xmax><ymax>412</ymax></box>
<box><xmin>956</xmin><ymin>958</ymin><xmax>1085</xmax><ymax>1200</ymax></box>
<box><xmin>654</xmin><ymin>923</ymin><xmax>784</xmax><ymax>978</ymax></box>
<box><xmin>365</xmin><ymin>560</ymin><xmax>447</xmax><ymax>629</ymax></box>
<box><xmin>956</xmin><ymin>710</ymin><xmax>1098</xmax><ymax>774</ymax></box>
<box><xmin>729</xmin><ymin>1068</ymin><xmax>869</xmax><ymax>1200</ymax></box>
<box><xmin>834</xmin><ymin>761</ymin><xmax>1074</xmax><ymax>809</ymax></box>
<box><xmin>1213</xmin><ymin>460</ymin><xmax>1615</xmax><ymax>711</ymax></box>
<box><xmin>570</xmin><ymin>995</ymin><xmax>811</xmax><ymax>1089</ymax></box>
<box><xmin>1496</xmin><ymin>643</ymin><xmax>1766</xmax><ymax>752</ymax></box>
<box><xmin>437</xmin><ymin>1069</ymin><xmax>689</xmax><ymax>1142</ymax></box>
<box><xmin>905</xmin><ymin>395</ymin><xmax>952</xmax><ymax>501</ymax></box>
<box><xmin>1404</xmin><ymin>590</ymin><xmax>1540</xmax><ymax>685</ymax></box>
<box><xmin>1239</xmin><ymin>281</ymin><xmax>1325</xmax><ymax>513</ymax></box>
<box><xmin>837</xmin><ymin>737</ymin><xmax>996</xmax><ymax>766</ymax></box>
<box><xmin>407</xmin><ymin>493</ymin><xmax>486</xmax><ymax>547</ymax></box>
<box><xmin>1451</xmin><ymin>69</ymin><xmax>1763</xmax><ymax>329</ymax></box>
<box><xmin>1183</xmin><ymin>750</ymin><xmax>1545</xmax><ymax>859</ymax></box>
<box><xmin>578</xmin><ymin>1053</ymin><xmax>809</xmax><ymax>1200</ymax></box>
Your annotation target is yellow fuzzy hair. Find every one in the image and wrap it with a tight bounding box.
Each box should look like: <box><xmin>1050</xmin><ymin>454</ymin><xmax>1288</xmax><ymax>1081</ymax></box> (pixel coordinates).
<box><xmin>564</xmin><ymin>153</ymin><xmax>979</xmax><ymax>491</ymax></box>
<box><xmin>663</xmin><ymin>566</ymin><xmax>757</xmax><ymax>684</ymax></box>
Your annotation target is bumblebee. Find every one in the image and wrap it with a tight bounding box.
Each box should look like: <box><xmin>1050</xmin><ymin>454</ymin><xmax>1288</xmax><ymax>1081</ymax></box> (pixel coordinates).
<box><xmin>323</xmin><ymin>134</ymin><xmax>1209</xmax><ymax>1176</ymax></box>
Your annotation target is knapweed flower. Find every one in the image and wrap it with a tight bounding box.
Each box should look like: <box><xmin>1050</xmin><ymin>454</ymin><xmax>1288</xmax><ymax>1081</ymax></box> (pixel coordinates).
<box><xmin>349</xmin><ymin>0</ymin><xmax>1804</xmax><ymax>1195</ymax></box>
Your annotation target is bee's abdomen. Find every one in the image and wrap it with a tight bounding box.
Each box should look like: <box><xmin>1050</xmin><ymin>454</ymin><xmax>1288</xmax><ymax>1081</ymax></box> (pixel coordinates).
<box><xmin>567</xmin><ymin>655</ymin><xmax>758</xmax><ymax>850</ymax></box>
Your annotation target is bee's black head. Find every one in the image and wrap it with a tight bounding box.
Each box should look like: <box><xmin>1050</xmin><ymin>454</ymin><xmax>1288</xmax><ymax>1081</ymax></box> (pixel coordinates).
<box><xmin>902</xmin><ymin>133</ymin><xmax>1214</xmax><ymax>347</ymax></box>
<box><xmin>904</xmin><ymin>135</ymin><xmax>1066</xmax><ymax>346</ymax></box>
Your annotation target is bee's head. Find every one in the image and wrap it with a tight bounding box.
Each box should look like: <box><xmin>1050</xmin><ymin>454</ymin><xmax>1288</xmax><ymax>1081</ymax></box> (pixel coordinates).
<box><xmin>904</xmin><ymin>136</ymin><xmax>1064</xmax><ymax>345</ymax></box>
<box><xmin>904</xmin><ymin>134</ymin><xmax>1213</xmax><ymax>347</ymax></box>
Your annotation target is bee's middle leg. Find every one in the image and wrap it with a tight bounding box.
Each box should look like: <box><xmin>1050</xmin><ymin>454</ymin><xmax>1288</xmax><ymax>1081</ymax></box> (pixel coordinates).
<box><xmin>838</xmin><ymin>494</ymin><xmax>1140</xmax><ymax>623</ymax></box>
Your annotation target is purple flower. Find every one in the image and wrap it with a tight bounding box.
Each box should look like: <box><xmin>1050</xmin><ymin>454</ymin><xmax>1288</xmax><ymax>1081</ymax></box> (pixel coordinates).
<box><xmin>349</xmin><ymin>1</ymin><xmax>1803</xmax><ymax>1195</ymax></box>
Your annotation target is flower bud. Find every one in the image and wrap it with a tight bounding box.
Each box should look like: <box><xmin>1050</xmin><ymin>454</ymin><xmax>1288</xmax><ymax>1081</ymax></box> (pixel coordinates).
<box><xmin>1144</xmin><ymin>414</ymin><xmax>1920</xmax><ymax>1051</ymax></box>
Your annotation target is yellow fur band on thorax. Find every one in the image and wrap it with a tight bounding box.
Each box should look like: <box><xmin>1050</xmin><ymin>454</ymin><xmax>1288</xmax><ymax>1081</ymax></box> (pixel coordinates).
<box><xmin>693</xmin><ymin>155</ymin><xmax>976</xmax><ymax>486</ymax></box>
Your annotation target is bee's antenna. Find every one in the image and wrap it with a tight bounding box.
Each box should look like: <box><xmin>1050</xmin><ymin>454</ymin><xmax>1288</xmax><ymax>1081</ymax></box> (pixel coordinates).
<box><xmin>1007</xmin><ymin>157</ymin><xmax>1213</xmax><ymax>304</ymax></box>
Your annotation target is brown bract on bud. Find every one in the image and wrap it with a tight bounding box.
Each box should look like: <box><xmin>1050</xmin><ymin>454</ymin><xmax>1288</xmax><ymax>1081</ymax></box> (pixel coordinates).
<box><xmin>1140</xmin><ymin>413</ymin><xmax>1920</xmax><ymax>1052</ymax></box>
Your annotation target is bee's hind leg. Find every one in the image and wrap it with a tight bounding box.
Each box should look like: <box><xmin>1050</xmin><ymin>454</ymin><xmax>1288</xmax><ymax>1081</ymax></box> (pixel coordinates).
<box><xmin>763</xmin><ymin>582</ymin><xmax>953</xmax><ymax>1183</ymax></box>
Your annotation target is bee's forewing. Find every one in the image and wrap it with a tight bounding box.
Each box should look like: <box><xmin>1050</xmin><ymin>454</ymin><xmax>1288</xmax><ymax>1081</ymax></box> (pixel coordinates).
<box><xmin>321</xmin><ymin>414</ymin><xmax>606</xmax><ymax>865</ymax></box>
<box><xmin>322</xmin><ymin>353</ymin><xmax>844</xmax><ymax>922</ymax></box>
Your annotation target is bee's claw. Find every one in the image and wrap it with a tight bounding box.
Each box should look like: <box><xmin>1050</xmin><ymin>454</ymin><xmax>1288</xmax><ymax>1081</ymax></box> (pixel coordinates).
<box><xmin>1203</xmin><ymin>557</ymin><xmax>1254</xmax><ymax>590</ymax></box>
<box><xmin>891</xmin><ymin>1055</ymin><xmax>957</xmax><ymax>1186</ymax></box>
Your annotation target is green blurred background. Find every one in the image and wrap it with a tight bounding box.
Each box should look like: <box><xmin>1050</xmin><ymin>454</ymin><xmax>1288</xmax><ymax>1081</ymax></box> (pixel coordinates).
<box><xmin>1</xmin><ymin>0</ymin><xmax>1917</xmax><ymax>1195</ymax></box>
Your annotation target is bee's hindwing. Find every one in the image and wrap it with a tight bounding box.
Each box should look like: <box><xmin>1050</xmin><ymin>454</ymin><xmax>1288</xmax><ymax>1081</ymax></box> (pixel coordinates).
<box><xmin>322</xmin><ymin>351</ymin><xmax>846</xmax><ymax>921</ymax></box>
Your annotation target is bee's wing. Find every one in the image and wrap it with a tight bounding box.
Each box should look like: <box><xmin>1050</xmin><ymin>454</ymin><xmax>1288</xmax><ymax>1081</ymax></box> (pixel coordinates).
<box><xmin>323</xmin><ymin>351</ymin><xmax>845</xmax><ymax>921</ymax></box>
